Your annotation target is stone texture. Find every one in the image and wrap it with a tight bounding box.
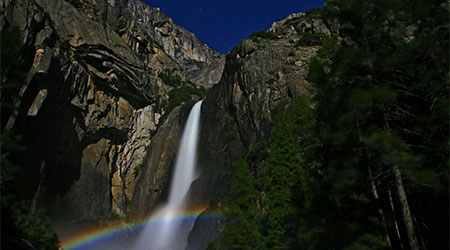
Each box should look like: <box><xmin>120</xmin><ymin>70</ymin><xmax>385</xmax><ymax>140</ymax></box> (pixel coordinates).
<box><xmin>0</xmin><ymin>0</ymin><xmax>216</xmax><ymax>223</ymax></box>
<box><xmin>217</xmin><ymin>38</ymin><xmax>317</xmax><ymax>147</ymax></box>
<box><xmin>270</xmin><ymin>12</ymin><xmax>333</xmax><ymax>38</ymax></box>
<box><xmin>107</xmin><ymin>0</ymin><xmax>221</xmax><ymax>80</ymax></box>
<box><xmin>129</xmin><ymin>103</ymin><xmax>193</xmax><ymax>217</ymax></box>
<box><xmin>27</xmin><ymin>89</ymin><xmax>48</xmax><ymax>116</ymax></box>
<box><xmin>190</xmin><ymin>56</ymin><xmax>226</xmax><ymax>89</ymax></box>
<box><xmin>186</xmin><ymin>11</ymin><xmax>331</xmax><ymax>248</ymax></box>
<box><xmin>2</xmin><ymin>0</ymin><xmax>332</xmax><ymax>244</ymax></box>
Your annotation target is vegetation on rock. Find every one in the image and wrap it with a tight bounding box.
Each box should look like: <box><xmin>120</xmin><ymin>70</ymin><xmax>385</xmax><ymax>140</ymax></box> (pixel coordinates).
<box><xmin>221</xmin><ymin>99</ymin><xmax>316</xmax><ymax>249</ymax></box>
<box><xmin>220</xmin><ymin>0</ymin><xmax>448</xmax><ymax>249</ymax></box>
<box><xmin>249</xmin><ymin>30</ymin><xmax>279</xmax><ymax>41</ymax></box>
<box><xmin>165</xmin><ymin>85</ymin><xmax>206</xmax><ymax>112</ymax></box>
<box><xmin>158</xmin><ymin>72</ymin><xmax>183</xmax><ymax>87</ymax></box>
<box><xmin>1</xmin><ymin>0</ymin><xmax>448</xmax><ymax>249</ymax></box>
<box><xmin>283</xmin><ymin>8</ymin><xmax>323</xmax><ymax>26</ymax></box>
<box><xmin>296</xmin><ymin>33</ymin><xmax>329</xmax><ymax>46</ymax></box>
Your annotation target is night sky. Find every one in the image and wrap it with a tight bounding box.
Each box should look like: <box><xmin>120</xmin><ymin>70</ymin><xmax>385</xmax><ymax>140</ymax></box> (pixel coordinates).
<box><xmin>142</xmin><ymin>0</ymin><xmax>327</xmax><ymax>54</ymax></box>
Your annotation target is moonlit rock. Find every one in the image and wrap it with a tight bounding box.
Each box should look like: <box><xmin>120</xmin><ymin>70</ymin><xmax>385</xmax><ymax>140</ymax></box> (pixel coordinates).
<box><xmin>134</xmin><ymin>101</ymin><xmax>203</xmax><ymax>250</ymax></box>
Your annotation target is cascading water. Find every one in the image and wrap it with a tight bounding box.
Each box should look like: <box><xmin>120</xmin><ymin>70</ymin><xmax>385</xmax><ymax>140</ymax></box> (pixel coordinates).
<box><xmin>134</xmin><ymin>100</ymin><xmax>203</xmax><ymax>250</ymax></box>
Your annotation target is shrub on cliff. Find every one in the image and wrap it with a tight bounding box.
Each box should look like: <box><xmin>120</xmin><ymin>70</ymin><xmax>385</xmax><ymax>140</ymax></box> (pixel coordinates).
<box><xmin>158</xmin><ymin>72</ymin><xmax>183</xmax><ymax>87</ymax></box>
<box><xmin>165</xmin><ymin>85</ymin><xmax>205</xmax><ymax>112</ymax></box>
<box><xmin>249</xmin><ymin>30</ymin><xmax>279</xmax><ymax>41</ymax></box>
<box><xmin>296</xmin><ymin>33</ymin><xmax>328</xmax><ymax>46</ymax></box>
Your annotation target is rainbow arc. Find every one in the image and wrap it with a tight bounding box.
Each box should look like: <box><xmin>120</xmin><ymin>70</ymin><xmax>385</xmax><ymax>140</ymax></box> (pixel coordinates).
<box><xmin>61</xmin><ymin>206</ymin><xmax>219</xmax><ymax>250</ymax></box>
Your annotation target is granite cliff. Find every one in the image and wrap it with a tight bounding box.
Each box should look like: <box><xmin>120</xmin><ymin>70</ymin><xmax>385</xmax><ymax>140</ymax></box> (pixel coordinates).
<box><xmin>0</xmin><ymin>0</ymin><xmax>221</xmax><ymax>224</ymax></box>
<box><xmin>2</xmin><ymin>0</ymin><xmax>330</xmax><ymax>246</ymax></box>
<box><xmin>106</xmin><ymin>0</ymin><xmax>221</xmax><ymax>79</ymax></box>
<box><xmin>3</xmin><ymin>0</ymin><xmax>446</xmax><ymax>249</ymax></box>
<box><xmin>186</xmin><ymin>10</ymin><xmax>334</xmax><ymax>249</ymax></box>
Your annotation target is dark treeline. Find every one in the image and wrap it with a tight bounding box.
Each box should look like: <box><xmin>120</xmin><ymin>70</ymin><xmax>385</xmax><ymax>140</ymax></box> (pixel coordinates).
<box><xmin>218</xmin><ymin>0</ymin><xmax>448</xmax><ymax>249</ymax></box>
<box><xmin>1</xmin><ymin>26</ymin><xmax>60</xmax><ymax>250</ymax></box>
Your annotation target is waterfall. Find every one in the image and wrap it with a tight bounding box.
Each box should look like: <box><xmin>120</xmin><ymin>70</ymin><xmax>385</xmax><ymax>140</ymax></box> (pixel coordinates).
<box><xmin>134</xmin><ymin>100</ymin><xmax>203</xmax><ymax>250</ymax></box>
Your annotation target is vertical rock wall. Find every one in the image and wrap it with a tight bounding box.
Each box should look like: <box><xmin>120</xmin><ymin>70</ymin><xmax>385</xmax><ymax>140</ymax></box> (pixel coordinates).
<box><xmin>107</xmin><ymin>0</ymin><xmax>221</xmax><ymax>79</ymax></box>
<box><xmin>0</xmin><ymin>0</ymin><xmax>219</xmax><ymax>224</ymax></box>
<box><xmin>187</xmin><ymin>12</ymin><xmax>332</xmax><ymax>249</ymax></box>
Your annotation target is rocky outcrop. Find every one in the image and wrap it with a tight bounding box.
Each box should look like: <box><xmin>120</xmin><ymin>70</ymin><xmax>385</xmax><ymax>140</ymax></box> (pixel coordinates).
<box><xmin>190</xmin><ymin>56</ymin><xmax>226</xmax><ymax>89</ymax></box>
<box><xmin>186</xmin><ymin>11</ymin><xmax>332</xmax><ymax>248</ymax></box>
<box><xmin>219</xmin><ymin>39</ymin><xmax>317</xmax><ymax>147</ymax></box>
<box><xmin>269</xmin><ymin>11</ymin><xmax>332</xmax><ymax>38</ymax></box>
<box><xmin>128</xmin><ymin>102</ymin><xmax>200</xmax><ymax>217</ymax></box>
<box><xmin>0</xmin><ymin>0</ymin><xmax>215</xmax><ymax>223</ymax></box>
<box><xmin>2</xmin><ymin>0</ymin><xmax>331</xmax><ymax>244</ymax></box>
<box><xmin>107</xmin><ymin>0</ymin><xmax>221</xmax><ymax>79</ymax></box>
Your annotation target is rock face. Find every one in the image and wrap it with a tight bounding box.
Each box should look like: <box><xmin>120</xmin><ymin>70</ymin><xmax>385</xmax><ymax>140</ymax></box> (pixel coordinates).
<box><xmin>129</xmin><ymin>103</ymin><xmax>192</xmax><ymax>217</ymax></box>
<box><xmin>185</xmin><ymin>36</ymin><xmax>320</xmax><ymax>209</ymax></box>
<box><xmin>186</xmin><ymin>11</ymin><xmax>333</xmax><ymax>249</ymax></box>
<box><xmin>3</xmin><ymin>0</ymin><xmax>332</xmax><ymax>245</ymax></box>
<box><xmin>107</xmin><ymin>0</ymin><xmax>221</xmax><ymax>78</ymax></box>
<box><xmin>0</xmin><ymin>0</ymin><xmax>218</xmax><ymax>223</ymax></box>
<box><xmin>190</xmin><ymin>55</ymin><xmax>226</xmax><ymax>89</ymax></box>
<box><xmin>269</xmin><ymin>12</ymin><xmax>332</xmax><ymax>37</ymax></box>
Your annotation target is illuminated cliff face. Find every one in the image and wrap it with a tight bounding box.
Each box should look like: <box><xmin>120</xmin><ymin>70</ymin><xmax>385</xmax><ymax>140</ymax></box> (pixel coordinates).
<box><xmin>2</xmin><ymin>0</ymin><xmax>329</xmax><ymax>247</ymax></box>
<box><xmin>108</xmin><ymin>0</ymin><xmax>220</xmax><ymax>77</ymax></box>
<box><xmin>0</xmin><ymin>0</ymin><xmax>218</xmax><ymax>223</ymax></box>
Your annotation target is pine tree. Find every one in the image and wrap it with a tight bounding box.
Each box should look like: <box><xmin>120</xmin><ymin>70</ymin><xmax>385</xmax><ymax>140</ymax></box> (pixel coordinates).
<box><xmin>307</xmin><ymin>0</ymin><xmax>449</xmax><ymax>248</ymax></box>
<box><xmin>221</xmin><ymin>158</ymin><xmax>266</xmax><ymax>249</ymax></box>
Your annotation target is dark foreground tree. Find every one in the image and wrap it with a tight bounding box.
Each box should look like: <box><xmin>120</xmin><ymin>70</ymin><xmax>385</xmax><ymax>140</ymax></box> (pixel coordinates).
<box><xmin>308</xmin><ymin>0</ymin><xmax>448</xmax><ymax>248</ymax></box>
<box><xmin>1</xmin><ymin>25</ymin><xmax>61</xmax><ymax>250</ymax></box>
<box><xmin>221</xmin><ymin>0</ymin><xmax>448</xmax><ymax>249</ymax></box>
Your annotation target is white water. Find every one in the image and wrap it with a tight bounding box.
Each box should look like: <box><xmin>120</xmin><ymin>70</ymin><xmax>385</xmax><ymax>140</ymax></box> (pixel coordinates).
<box><xmin>133</xmin><ymin>100</ymin><xmax>203</xmax><ymax>250</ymax></box>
